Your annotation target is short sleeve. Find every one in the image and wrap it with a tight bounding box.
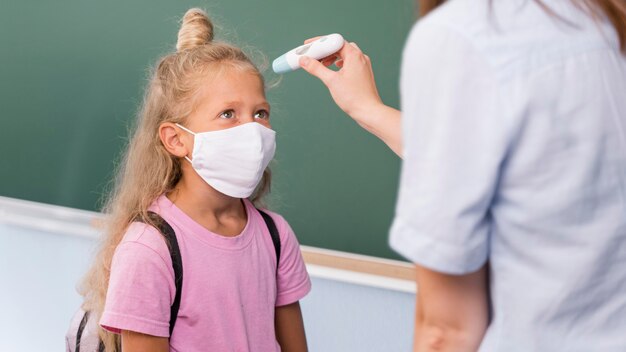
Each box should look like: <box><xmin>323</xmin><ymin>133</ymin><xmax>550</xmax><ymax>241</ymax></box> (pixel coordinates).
<box><xmin>100</xmin><ymin>224</ymin><xmax>175</xmax><ymax>337</ymax></box>
<box><xmin>272</xmin><ymin>215</ymin><xmax>311</xmax><ymax>307</ymax></box>
<box><xmin>389</xmin><ymin>21</ymin><xmax>510</xmax><ymax>274</ymax></box>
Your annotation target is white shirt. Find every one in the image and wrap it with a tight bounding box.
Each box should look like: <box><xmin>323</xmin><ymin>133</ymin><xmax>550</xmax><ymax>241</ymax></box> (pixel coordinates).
<box><xmin>389</xmin><ymin>0</ymin><xmax>626</xmax><ymax>350</ymax></box>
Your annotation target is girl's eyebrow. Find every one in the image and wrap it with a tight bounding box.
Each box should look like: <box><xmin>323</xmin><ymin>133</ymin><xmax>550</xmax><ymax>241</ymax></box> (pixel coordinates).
<box><xmin>218</xmin><ymin>100</ymin><xmax>269</xmax><ymax>108</ymax></box>
<box><xmin>220</xmin><ymin>101</ymin><xmax>244</xmax><ymax>107</ymax></box>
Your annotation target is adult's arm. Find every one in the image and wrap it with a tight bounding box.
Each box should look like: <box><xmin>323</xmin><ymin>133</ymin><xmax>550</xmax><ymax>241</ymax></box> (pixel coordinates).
<box><xmin>413</xmin><ymin>264</ymin><xmax>489</xmax><ymax>351</ymax></box>
<box><xmin>386</xmin><ymin>18</ymin><xmax>508</xmax><ymax>351</ymax></box>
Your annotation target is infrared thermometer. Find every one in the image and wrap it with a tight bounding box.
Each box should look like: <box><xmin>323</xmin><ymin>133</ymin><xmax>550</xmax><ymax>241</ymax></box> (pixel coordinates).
<box><xmin>272</xmin><ymin>33</ymin><xmax>345</xmax><ymax>74</ymax></box>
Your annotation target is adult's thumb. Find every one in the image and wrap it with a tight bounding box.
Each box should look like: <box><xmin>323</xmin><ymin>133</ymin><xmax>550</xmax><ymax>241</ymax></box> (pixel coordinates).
<box><xmin>300</xmin><ymin>56</ymin><xmax>334</xmax><ymax>85</ymax></box>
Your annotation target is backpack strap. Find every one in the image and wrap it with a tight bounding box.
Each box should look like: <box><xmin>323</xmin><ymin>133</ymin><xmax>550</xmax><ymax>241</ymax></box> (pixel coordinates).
<box><xmin>257</xmin><ymin>209</ymin><xmax>281</xmax><ymax>270</ymax></box>
<box><xmin>82</xmin><ymin>210</ymin><xmax>277</xmax><ymax>350</ymax></box>
<box><xmin>75</xmin><ymin>310</ymin><xmax>90</xmax><ymax>352</ymax></box>
<box><xmin>74</xmin><ymin>310</ymin><xmax>106</xmax><ymax>351</ymax></box>
<box><xmin>144</xmin><ymin>211</ymin><xmax>183</xmax><ymax>337</ymax></box>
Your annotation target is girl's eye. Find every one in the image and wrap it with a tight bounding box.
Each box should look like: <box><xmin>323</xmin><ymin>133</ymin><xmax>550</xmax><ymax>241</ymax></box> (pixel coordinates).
<box><xmin>254</xmin><ymin>110</ymin><xmax>269</xmax><ymax>119</ymax></box>
<box><xmin>219</xmin><ymin>110</ymin><xmax>235</xmax><ymax>119</ymax></box>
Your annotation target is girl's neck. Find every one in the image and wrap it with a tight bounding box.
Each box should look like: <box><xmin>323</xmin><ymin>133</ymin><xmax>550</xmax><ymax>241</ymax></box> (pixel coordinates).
<box><xmin>166</xmin><ymin>167</ymin><xmax>247</xmax><ymax>235</ymax></box>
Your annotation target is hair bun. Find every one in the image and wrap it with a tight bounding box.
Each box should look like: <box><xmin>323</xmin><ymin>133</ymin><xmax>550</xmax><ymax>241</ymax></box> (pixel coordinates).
<box><xmin>176</xmin><ymin>8</ymin><xmax>214</xmax><ymax>52</ymax></box>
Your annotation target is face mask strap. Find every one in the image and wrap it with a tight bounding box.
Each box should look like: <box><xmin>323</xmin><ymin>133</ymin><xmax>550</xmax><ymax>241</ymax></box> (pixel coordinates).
<box><xmin>174</xmin><ymin>123</ymin><xmax>195</xmax><ymax>162</ymax></box>
<box><xmin>175</xmin><ymin>123</ymin><xmax>196</xmax><ymax>136</ymax></box>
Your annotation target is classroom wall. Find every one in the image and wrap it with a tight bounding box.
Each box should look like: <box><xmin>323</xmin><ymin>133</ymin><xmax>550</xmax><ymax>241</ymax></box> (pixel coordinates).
<box><xmin>0</xmin><ymin>0</ymin><xmax>416</xmax><ymax>259</ymax></box>
<box><xmin>0</xmin><ymin>196</ymin><xmax>415</xmax><ymax>351</ymax></box>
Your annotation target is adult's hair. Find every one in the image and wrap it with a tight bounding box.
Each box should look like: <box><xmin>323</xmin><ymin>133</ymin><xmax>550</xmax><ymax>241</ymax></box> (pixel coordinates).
<box><xmin>418</xmin><ymin>0</ymin><xmax>626</xmax><ymax>53</ymax></box>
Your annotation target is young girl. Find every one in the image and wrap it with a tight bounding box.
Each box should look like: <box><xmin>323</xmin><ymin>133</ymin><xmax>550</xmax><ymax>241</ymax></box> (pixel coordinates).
<box><xmin>79</xmin><ymin>8</ymin><xmax>311</xmax><ymax>352</ymax></box>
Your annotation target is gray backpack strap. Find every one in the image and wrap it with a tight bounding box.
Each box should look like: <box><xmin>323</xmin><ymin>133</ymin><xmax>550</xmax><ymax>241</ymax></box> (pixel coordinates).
<box><xmin>69</xmin><ymin>308</ymin><xmax>102</xmax><ymax>352</ymax></box>
<box><xmin>75</xmin><ymin>310</ymin><xmax>90</xmax><ymax>352</ymax></box>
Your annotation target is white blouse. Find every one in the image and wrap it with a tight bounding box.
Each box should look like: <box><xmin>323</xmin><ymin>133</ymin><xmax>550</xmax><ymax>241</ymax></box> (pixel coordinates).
<box><xmin>389</xmin><ymin>0</ymin><xmax>626</xmax><ymax>350</ymax></box>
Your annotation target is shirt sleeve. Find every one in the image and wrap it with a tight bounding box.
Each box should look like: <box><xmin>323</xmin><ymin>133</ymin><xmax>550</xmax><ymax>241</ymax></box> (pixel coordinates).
<box><xmin>272</xmin><ymin>214</ymin><xmax>312</xmax><ymax>307</ymax></box>
<box><xmin>389</xmin><ymin>21</ymin><xmax>510</xmax><ymax>274</ymax></box>
<box><xmin>100</xmin><ymin>224</ymin><xmax>175</xmax><ymax>337</ymax></box>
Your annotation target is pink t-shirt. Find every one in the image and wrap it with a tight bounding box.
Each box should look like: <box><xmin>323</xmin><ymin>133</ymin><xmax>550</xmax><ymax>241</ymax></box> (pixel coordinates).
<box><xmin>100</xmin><ymin>195</ymin><xmax>311</xmax><ymax>351</ymax></box>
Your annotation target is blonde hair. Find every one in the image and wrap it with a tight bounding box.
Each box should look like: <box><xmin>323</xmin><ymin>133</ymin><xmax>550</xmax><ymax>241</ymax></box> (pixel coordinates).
<box><xmin>78</xmin><ymin>8</ymin><xmax>270</xmax><ymax>351</ymax></box>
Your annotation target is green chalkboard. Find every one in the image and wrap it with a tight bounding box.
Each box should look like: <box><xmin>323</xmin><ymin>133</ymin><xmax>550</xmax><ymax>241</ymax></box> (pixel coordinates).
<box><xmin>0</xmin><ymin>0</ymin><xmax>415</xmax><ymax>260</ymax></box>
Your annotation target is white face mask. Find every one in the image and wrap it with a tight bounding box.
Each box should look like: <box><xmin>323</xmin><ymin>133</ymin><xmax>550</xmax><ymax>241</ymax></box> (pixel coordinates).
<box><xmin>176</xmin><ymin>122</ymin><xmax>276</xmax><ymax>198</ymax></box>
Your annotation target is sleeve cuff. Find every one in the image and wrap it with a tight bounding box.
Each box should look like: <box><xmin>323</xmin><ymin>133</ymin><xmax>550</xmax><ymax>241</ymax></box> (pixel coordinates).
<box><xmin>389</xmin><ymin>216</ymin><xmax>488</xmax><ymax>275</ymax></box>
<box><xmin>100</xmin><ymin>311</ymin><xmax>170</xmax><ymax>337</ymax></box>
<box><xmin>275</xmin><ymin>277</ymin><xmax>312</xmax><ymax>307</ymax></box>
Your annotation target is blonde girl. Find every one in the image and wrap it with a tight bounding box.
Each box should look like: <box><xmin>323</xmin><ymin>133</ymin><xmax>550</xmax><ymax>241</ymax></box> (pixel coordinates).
<box><xmin>79</xmin><ymin>8</ymin><xmax>310</xmax><ymax>352</ymax></box>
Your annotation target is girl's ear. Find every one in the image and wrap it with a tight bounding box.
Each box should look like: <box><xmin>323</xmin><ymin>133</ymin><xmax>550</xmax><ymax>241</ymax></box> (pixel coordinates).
<box><xmin>159</xmin><ymin>122</ymin><xmax>191</xmax><ymax>158</ymax></box>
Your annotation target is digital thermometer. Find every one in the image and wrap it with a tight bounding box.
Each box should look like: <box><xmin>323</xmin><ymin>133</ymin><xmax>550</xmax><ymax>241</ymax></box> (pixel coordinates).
<box><xmin>272</xmin><ymin>33</ymin><xmax>345</xmax><ymax>74</ymax></box>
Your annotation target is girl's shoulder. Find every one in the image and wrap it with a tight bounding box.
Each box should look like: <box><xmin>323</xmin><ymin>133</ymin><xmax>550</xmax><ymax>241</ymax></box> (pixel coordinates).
<box><xmin>248</xmin><ymin>201</ymin><xmax>287</xmax><ymax>226</ymax></box>
<box><xmin>254</xmin><ymin>207</ymin><xmax>287</xmax><ymax>225</ymax></box>
<box><xmin>116</xmin><ymin>220</ymin><xmax>172</xmax><ymax>261</ymax></box>
<box><xmin>249</xmin><ymin>204</ymin><xmax>298</xmax><ymax>244</ymax></box>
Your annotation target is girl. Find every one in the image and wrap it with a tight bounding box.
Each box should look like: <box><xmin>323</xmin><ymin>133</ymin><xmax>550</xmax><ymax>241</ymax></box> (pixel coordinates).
<box><xmin>79</xmin><ymin>8</ymin><xmax>310</xmax><ymax>352</ymax></box>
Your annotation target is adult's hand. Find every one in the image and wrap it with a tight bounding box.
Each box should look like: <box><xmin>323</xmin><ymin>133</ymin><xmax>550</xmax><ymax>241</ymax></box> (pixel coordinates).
<box><xmin>299</xmin><ymin>38</ymin><xmax>381</xmax><ymax>119</ymax></box>
<box><xmin>299</xmin><ymin>38</ymin><xmax>403</xmax><ymax>156</ymax></box>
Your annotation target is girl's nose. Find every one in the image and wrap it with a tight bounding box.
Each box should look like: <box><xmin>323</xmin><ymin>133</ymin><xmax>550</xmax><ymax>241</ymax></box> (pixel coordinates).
<box><xmin>240</xmin><ymin>113</ymin><xmax>255</xmax><ymax>124</ymax></box>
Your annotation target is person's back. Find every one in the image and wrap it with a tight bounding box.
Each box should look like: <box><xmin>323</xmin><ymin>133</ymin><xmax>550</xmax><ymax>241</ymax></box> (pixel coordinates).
<box><xmin>395</xmin><ymin>0</ymin><xmax>626</xmax><ymax>350</ymax></box>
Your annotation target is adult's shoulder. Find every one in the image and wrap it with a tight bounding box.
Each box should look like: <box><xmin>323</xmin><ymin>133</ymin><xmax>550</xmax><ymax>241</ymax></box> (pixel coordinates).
<box><xmin>408</xmin><ymin>0</ymin><xmax>613</xmax><ymax>79</ymax></box>
<box><xmin>411</xmin><ymin>0</ymin><xmax>493</xmax><ymax>39</ymax></box>
<box><xmin>402</xmin><ymin>0</ymin><xmax>499</xmax><ymax>88</ymax></box>
<box><xmin>425</xmin><ymin>0</ymin><xmax>490</xmax><ymax>25</ymax></box>
<box><xmin>404</xmin><ymin>0</ymin><xmax>493</xmax><ymax>60</ymax></box>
